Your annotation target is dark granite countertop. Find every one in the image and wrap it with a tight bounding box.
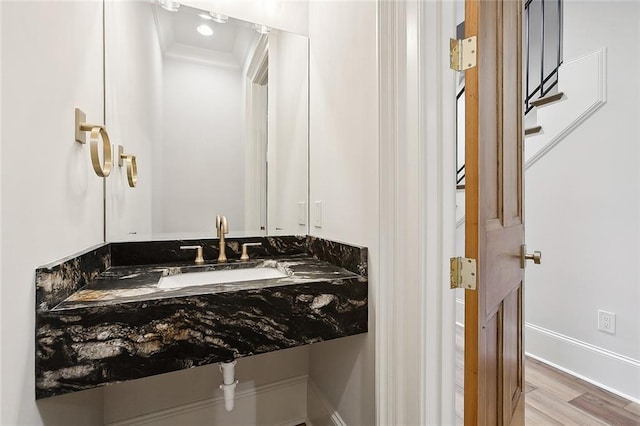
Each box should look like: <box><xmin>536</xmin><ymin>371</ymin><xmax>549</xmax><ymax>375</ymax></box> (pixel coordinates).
<box><xmin>54</xmin><ymin>256</ymin><xmax>362</xmax><ymax>311</ymax></box>
<box><xmin>35</xmin><ymin>236</ymin><xmax>368</xmax><ymax>399</ymax></box>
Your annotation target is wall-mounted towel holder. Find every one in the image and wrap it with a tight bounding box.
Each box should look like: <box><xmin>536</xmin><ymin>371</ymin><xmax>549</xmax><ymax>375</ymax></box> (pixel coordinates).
<box><xmin>118</xmin><ymin>145</ymin><xmax>137</xmax><ymax>188</ymax></box>
<box><xmin>75</xmin><ymin>108</ymin><xmax>112</xmax><ymax>177</ymax></box>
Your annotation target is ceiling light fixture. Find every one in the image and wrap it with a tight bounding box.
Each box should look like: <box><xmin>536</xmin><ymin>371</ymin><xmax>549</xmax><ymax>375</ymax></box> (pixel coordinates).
<box><xmin>197</xmin><ymin>24</ymin><xmax>214</xmax><ymax>36</ymax></box>
<box><xmin>157</xmin><ymin>0</ymin><xmax>180</xmax><ymax>12</ymax></box>
<box><xmin>253</xmin><ymin>23</ymin><xmax>272</xmax><ymax>34</ymax></box>
<box><xmin>209</xmin><ymin>12</ymin><xmax>229</xmax><ymax>24</ymax></box>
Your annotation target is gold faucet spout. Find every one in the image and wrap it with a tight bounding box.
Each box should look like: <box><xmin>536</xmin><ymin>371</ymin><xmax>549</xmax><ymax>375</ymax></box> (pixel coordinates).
<box><xmin>216</xmin><ymin>215</ymin><xmax>229</xmax><ymax>262</ymax></box>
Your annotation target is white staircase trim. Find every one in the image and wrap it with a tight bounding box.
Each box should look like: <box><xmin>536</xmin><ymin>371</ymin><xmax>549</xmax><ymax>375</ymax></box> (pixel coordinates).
<box><xmin>525</xmin><ymin>48</ymin><xmax>607</xmax><ymax>170</ymax></box>
<box><xmin>457</xmin><ymin>48</ymin><xmax>608</xmax><ymax>227</ymax></box>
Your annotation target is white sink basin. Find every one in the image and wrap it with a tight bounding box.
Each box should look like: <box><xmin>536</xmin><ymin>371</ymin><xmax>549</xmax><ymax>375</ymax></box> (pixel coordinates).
<box><xmin>158</xmin><ymin>267</ymin><xmax>288</xmax><ymax>289</ymax></box>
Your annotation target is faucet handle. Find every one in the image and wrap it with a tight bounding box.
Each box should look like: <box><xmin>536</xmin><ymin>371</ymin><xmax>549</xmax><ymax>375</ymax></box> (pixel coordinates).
<box><xmin>240</xmin><ymin>242</ymin><xmax>262</xmax><ymax>261</ymax></box>
<box><xmin>180</xmin><ymin>245</ymin><xmax>204</xmax><ymax>264</ymax></box>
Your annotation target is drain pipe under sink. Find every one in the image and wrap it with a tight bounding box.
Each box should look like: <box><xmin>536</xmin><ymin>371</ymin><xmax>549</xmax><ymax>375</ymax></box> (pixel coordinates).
<box><xmin>219</xmin><ymin>360</ymin><xmax>238</xmax><ymax>411</ymax></box>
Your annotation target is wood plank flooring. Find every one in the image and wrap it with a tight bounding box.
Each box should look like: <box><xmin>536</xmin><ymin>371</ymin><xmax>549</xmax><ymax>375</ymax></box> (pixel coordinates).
<box><xmin>455</xmin><ymin>326</ymin><xmax>640</xmax><ymax>425</ymax></box>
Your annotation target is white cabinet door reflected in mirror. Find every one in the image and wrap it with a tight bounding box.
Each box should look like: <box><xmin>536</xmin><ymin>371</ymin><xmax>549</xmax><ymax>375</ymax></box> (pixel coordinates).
<box><xmin>105</xmin><ymin>1</ymin><xmax>309</xmax><ymax>241</ymax></box>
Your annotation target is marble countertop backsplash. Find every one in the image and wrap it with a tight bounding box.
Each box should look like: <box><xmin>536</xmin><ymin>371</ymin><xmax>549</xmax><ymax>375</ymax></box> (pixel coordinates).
<box><xmin>35</xmin><ymin>236</ymin><xmax>368</xmax><ymax>399</ymax></box>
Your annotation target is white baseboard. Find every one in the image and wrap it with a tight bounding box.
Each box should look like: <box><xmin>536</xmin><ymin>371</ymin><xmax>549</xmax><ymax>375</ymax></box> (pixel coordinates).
<box><xmin>108</xmin><ymin>375</ymin><xmax>308</xmax><ymax>426</ymax></box>
<box><xmin>525</xmin><ymin>322</ymin><xmax>640</xmax><ymax>404</ymax></box>
<box><xmin>451</xmin><ymin>304</ymin><xmax>639</xmax><ymax>404</ymax></box>
<box><xmin>306</xmin><ymin>379</ymin><xmax>346</xmax><ymax>426</ymax></box>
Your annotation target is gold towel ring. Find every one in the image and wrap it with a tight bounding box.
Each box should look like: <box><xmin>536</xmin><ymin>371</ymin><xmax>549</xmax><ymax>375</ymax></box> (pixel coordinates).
<box><xmin>88</xmin><ymin>126</ymin><xmax>112</xmax><ymax>177</ymax></box>
<box><xmin>118</xmin><ymin>145</ymin><xmax>138</xmax><ymax>188</ymax></box>
<box><xmin>75</xmin><ymin>108</ymin><xmax>112</xmax><ymax>178</ymax></box>
<box><xmin>125</xmin><ymin>155</ymin><xmax>137</xmax><ymax>187</ymax></box>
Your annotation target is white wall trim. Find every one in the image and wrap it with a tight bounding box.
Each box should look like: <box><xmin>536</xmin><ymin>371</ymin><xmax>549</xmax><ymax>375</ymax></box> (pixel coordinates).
<box><xmin>106</xmin><ymin>375</ymin><xmax>308</xmax><ymax>426</ymax></box>
<box><xmin>378</xmin><ymin>1</ymin><xmax>456</xmax><ymax>424</ymax></box>
<box><xmin>377</xmin><ymin>2</ymin><xmax>402</xmax><ymax>423</ymax></box>
<box><xmin>307</xmin><ymin>379</ymin><xmax>346</xmax><ymax>426</ymax></box>
<box><xmin>455</xmin><ymin>298</ymin><xmax>465</xmax><ymax>328</ymax></box>
<box><xmin>525</xmin><ymin>48</ymin><xmax>607</xmax><ymax>170</ymax></box>
<box><xmin>420</xmin><ymin>3</ymin><xmax>457</xmax><ymax>424</ymax></box>
<box><xmin>525</xmin><ymin>322</ymin><xmax>640</xmax><ymax>404</ymax></box>
<box><xmin>246</xmin><ymin>34</ymin><xmax>269</xmax><ymax>82</ymax></box>
<box><xmin>0</xmin><ymin>0</ymin><xmax>3</xmax><ymax>419</ymax></box>
<box><xmin>244</xmin><ymin>34</ymin><xmax>269</xmax><ymax>232</ymax></box>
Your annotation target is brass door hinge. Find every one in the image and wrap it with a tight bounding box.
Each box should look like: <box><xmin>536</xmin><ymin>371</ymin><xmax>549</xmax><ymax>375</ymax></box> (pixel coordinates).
<box><xmin>449</xmin><ymin>36</ymin><xmax>477</xmax><ymax>72</ymax></box>
<box><xmin>450</xmin><ymin>257</ymin><xmax>477</xmax><ymax>290</ymax></box>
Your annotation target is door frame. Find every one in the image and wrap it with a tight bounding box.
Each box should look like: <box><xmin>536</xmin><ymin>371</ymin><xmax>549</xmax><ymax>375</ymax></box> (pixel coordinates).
<box><xmin>378</xmin><ymin>0</ymin><xmax>457</xmax><ymax>424</ymax></box>
<box><xmin>244</xmin><ymin>35</ymin><xmax>269</xmax><ymax>233</ymax></box>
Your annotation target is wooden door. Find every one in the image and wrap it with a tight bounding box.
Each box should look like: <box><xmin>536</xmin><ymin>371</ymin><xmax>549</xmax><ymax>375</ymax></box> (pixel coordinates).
<box><xmin>464</xmin><ymin>0</ymin><xmax>525</xmax><ymax>424</ymax></box>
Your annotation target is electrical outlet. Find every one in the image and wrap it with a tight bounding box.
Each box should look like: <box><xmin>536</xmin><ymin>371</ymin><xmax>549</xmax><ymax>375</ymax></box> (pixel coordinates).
<box><xmin>598</xmin><ymin>310</ymin><xmax>616</xmax><ymax>334</ymax></box>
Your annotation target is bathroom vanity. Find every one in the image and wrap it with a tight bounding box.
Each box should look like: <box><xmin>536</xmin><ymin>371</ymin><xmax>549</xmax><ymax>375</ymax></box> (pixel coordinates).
<box><xmin>34</xmin><ymin>0</ymin><xmax>366</xmax><ymax>404</ymax></box>
<box><xmin>35</xmin><ymin>236</ymin><xmax>367</xmax><ymax>399</ymax></box>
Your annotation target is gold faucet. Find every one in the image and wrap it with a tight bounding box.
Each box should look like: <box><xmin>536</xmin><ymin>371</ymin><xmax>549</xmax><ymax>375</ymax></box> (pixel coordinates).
<box><xmin>216</xmin><ymin>215</ymin><xmax>229</xmax><ymax>262</ymax></box>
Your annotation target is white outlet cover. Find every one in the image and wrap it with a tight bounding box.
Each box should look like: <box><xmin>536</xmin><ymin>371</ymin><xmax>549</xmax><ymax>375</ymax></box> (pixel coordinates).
<box><xmin>598</xmin><ymin>310</ymin><xmax>616</xmax><ymax>334</ymax></box>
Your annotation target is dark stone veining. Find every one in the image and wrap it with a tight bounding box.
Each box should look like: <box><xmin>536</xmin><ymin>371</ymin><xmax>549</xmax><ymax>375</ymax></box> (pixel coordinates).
<box><xmin>52</xmin><ymin>258</ymin><xmax>360</xmax><ymax>310</ymax></box>
<box><xmin>110</xmin><ymin>235</ymin><xmax>308</xmax><ymax>266</ymax></box>
<box><xmin>35</xmin><ymin>236</ymin><xmax>368</xmax><ymax>399</ymax></box>
<box><xmin>36</xmin><ymin>244</ymin><xmax>111</xmax><ymax>311</ymax></box>
<box><xmin>306</xmin><ymin>236</ymin><xmax>368</xmax><ymax>276</ymax></box>
<box><xmin>36</xmin><ymin>275</ymin><xmax>366</xmax><ymax>399</ymax></box>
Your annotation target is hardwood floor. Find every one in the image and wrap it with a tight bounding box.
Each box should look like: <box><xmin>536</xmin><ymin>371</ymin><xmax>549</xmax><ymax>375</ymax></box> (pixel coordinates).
<box><xmin>455</xmin><ymin>326</ymin><xmax>640</xmax><ymax>425</ymax></box>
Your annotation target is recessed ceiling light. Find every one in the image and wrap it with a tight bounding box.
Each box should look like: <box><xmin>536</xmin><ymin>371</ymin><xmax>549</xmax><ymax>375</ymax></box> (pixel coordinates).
<box><xmin>199</xmin><ymin>13</ymin><xmax>213</xmax><ymax>20</ymax></box>
<box><xmin>253</xmin><ymin>24</ymin><xmax>272</xmax><ymax>34</ymax></box>
<box><xmin>157</xmin><ymin>0</ymin><xmax>180</xmax><ymax>12</ymax></box>
<box><xmin>209</xmin><ymin>12</ymin><xmax>229</xmax><ymax>24</ymax></box>
<box><xmin>197</xmin><ymin>24</ymin><xmax>214</xmax><ymax>36</ymax></box>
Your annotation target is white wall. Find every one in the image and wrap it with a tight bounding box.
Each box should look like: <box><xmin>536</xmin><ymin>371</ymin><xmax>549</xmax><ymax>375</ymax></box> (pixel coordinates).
<box><xmin>159</xmin><ymin>57</ymin><xmax>245</xmax><ymax>234</ymax></box>
<box><xmin>525</xmin><ymin>0</ymin><xmax>640</xmax><ymax>400</ymax></box>
<box><xmin>105</xmin><ymin>1</ymin><xmax>161</xmax><ymax>241</ymax></box>
<box><xmin>104</xmin><ymin>345</ymin><xmax>309</xmax><ymax>425</ymax></box>
<box><xmin>268</xmin><ymin>30</ymin><xmax>308</xmax><ymax>235</ymax></box>
<box><xmin>1</xmin><ymin>1</ymin><xmax>105</xmax><ymax>424</ymax></box>
<box><xmin>308</xmin><ymin>1</ymin><xmax>378</xmax><ymax>425</ymax></box>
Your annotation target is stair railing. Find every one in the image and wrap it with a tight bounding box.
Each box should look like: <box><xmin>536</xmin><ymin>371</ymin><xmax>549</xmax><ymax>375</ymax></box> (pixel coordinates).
<box><xmin>456</xmin><ymin>0</ymin><xmax>564</xmax><ymax>187</ymax></box>
<box><xmin>524</xmin><ymin>0</ymin><xmax>564</xmax><ymax>114</ymax></box>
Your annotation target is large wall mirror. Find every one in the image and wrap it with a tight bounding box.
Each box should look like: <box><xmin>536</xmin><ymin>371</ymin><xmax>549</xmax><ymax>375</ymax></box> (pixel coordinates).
<box><xmin>104</xmin><ymin>1</ymin><xmax>309</xmax><ymax>242</ymax></box>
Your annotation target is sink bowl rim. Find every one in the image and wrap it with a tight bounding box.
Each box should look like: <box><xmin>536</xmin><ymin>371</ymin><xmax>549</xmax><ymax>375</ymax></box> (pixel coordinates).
<box><xmin>157</xmin><ymin>263</ymin><xmax>290</xmax><ymax>289</ymax></box>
